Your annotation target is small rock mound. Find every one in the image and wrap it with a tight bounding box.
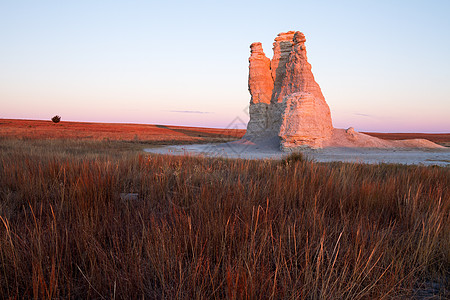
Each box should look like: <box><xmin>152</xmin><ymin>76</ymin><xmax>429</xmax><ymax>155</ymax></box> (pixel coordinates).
<box><xmin>323</xmin><ymin>129</ymin><xmax>443</xmax><ymax>149</ymax></box>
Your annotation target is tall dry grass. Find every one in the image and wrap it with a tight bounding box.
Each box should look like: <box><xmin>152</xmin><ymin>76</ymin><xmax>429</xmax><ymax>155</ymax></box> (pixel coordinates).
<box><xmin>0</xmin><ymin>139</ymin><xmax>449</xmax><ymax>299</ymax></box>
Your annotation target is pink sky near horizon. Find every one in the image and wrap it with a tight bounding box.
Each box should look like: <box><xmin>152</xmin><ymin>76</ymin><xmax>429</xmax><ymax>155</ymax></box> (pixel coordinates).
<box><xmin>1</xmin><ymin>1</ymin><xmax>449</xmax><ymax>133</ymax></box>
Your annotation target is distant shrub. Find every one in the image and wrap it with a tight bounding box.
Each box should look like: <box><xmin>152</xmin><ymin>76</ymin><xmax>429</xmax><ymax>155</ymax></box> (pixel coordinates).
<box><xmin>52</xmin><ymin>115</ymin><xmax>61</xmax><ymax>123</ymax></box>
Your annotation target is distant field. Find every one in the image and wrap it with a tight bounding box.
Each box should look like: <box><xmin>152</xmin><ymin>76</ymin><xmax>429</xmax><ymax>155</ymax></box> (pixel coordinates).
<box><xmin>1</xmin><ymin>119</ymin><xmax>449</xmax><ymax>147</ymax></box>
<box><xmin>0</xmin><ymin>119</ymin><xmax>245</xmax><ymax>144</ymax></box>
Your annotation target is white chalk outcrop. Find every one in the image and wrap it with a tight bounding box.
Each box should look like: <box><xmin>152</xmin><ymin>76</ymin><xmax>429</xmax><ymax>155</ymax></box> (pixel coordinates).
<box><xmin>244</xmin><ymin>31</ymin><xmax>443</xmax><ymax>150</ymax></box>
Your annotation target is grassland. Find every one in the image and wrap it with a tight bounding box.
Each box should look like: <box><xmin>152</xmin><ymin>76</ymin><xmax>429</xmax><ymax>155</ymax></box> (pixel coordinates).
<box><xmin>0</xmin><ymin>119</ymin><xmax>245</xmax><ymax>145</ymax></box>
<box><xmin>2</xmin><ymin>119</ymin><xmax>449</xmax><ymax>146</ymax></box>
<box><xmin>0</xmin><ymin>120</ymin><xmax>449</xmax><ymax>298</ymax></box>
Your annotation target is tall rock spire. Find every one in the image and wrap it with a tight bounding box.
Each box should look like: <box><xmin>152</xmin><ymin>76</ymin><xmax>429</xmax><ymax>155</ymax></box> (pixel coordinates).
<box><xmin>270</xmin><ymin>31</ymin><xmax>296</xmax><ymax>103</ymax></box>
<box><xmin>277</xmin><ymin>31</ymin><xmax>325</xmax><ymax>102</ymax></box>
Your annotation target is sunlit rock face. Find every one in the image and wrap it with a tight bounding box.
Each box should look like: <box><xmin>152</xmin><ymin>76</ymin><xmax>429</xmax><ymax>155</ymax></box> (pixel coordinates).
<box><xmin>244</xmin><ymin>31</ymin><xmax>333</xmax><ymax>149</ymax></box>
<box><xmin>248</xmin><ymin>42</ymin><xmax>273</xmax><ymax>105</ymax></box>
<box><xmin>245</xmin><ymin>42</ymin><xmax>273</xmax><ymax>136</ymax></box>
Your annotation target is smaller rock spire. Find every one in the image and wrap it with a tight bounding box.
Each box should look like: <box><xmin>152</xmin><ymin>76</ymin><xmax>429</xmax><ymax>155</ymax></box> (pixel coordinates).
<box><xmin>248</xmin><ymin>42</ymin><xmax>273</xmax><ymax>105</ymax></box>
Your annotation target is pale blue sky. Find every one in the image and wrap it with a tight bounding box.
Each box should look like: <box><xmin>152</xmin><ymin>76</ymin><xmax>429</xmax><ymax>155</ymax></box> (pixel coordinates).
<box><xmin>1</xmin><ymin>0</ymin><xmax>449</xmax><ymax>132</ymax></box>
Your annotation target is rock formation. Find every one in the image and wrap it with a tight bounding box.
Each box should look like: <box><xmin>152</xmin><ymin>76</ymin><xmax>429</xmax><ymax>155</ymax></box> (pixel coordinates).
<box><xmin>244</xmin><ymin>31</ymin><xmax>443</xmax><ymax>151</ymax></box>
<box><xmin>245</xmin><ymin>31</ymin><xmax>333</xmax><ymax>149</ymax></box>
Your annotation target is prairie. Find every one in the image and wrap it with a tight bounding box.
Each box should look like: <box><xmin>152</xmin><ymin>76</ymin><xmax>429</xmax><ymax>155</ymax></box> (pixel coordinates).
<box><xmin>0</xmin><ymin>119</ymin><xmax>245</xmax><ymax>144</ymax></box>
<box><xmin>2</xmin><ymin>118</ymin><xmax>449</xmax><ymax>146</ymax></box>
<box><xmin>0</xmin><ymin>119</ymin><xmax>449</xmax><ymax>298</ymax></box>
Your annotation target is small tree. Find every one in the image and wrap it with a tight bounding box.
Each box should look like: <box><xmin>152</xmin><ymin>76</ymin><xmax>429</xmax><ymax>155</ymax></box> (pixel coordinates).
<box><xmin>52</xmin><ymin>115</ymin><xmax>61</xmax><ymax>123</ymax></box>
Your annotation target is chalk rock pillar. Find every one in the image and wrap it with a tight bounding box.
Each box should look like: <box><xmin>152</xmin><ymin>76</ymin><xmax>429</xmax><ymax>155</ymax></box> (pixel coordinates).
<box><xmin>245</xmin><ymin>42</ymin><xmax>273</xmax><ymax>137</ymax></box>
<box><xmin>277</xmin><ymin>32</ymin><xmax>333</xmax><ymax>148</ymax></box>
<box><xmin>245</xmin><ymin>31</ymin><xmax>333</xmax><ymax>149</ymax></box>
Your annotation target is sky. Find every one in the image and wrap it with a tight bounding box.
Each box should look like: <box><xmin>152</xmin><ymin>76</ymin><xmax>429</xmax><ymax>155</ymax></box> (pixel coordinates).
<box><xmin>0</xmin><ymin>0</ymin><xmax>449</xmax><ymax>132</ymax></box>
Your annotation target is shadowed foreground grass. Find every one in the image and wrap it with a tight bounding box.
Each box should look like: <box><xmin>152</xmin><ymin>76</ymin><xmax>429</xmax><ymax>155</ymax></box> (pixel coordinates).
<box><xmin>0</xmin><ymin>139</ymin><xmax>449</xmax><ymax>299</ymax></box>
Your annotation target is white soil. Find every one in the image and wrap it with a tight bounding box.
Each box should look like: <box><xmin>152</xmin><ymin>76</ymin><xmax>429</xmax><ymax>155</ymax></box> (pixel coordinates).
<box><xmin>144</xmin><ymin>130</ymin><xmax>450</xmax><ymax>166</ymax></box>
<box><xmin>323</xmin><ymin>129</ymin><xmax>444</xmax><ymax>148</ymax></box>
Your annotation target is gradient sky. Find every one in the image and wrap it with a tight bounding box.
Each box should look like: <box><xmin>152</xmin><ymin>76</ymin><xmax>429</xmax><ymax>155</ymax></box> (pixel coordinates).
<box><xmin>1</xmin><ymin>0</ymin><xmax>449</xmax><ymax>132</ymax></box>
